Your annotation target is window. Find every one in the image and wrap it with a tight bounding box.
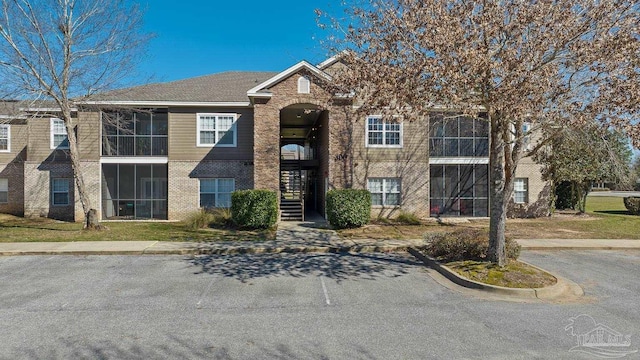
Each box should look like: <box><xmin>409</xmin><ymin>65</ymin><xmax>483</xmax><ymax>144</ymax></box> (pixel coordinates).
<box><xmin>0</xmin><ymin>124</ymin><xmax>9</xmax><ymax>152</ymax></box>
<box><xmin>365</xmin><ymin>116</ymin><xmax>402</xmax><ymax>148</ymax></box>
<box><xmin>368</xmin><ymin>178</ymin><xmax>401</xmax><ymax>206</ymax></box>
<box><xmin>429</xmin><ymin>113</ymin><xmax>489</xmax><ymax>157</ymax></box>
<box><xmin>200</xmin><ymin>179</ymin><xmax>235</xmax><ymax>208</ymax></box>
<box><xmin>298</xmin><ymin>76</ymin><xmax>310</xmax><ymax>94</ymax></box>
<box><xmin>0</xmin><ymin>178</ymin><xmax>7</xmax><ymax>203</ymax></box>
<box><xmin>102</xmin><ymin>110</ymin><xmax>168</xmax><ymax>156</ymax></box>
<box><xmin>514</xmin><ymin>178</ymin><xmax>529</xmax><ymax>204</ymax></box>
<box><xmin>51</xmin><ymin>178</ymin><xmax>70</xmax><ymax>206</ymax></box>
<box><xmin>50</xmin><ymin>118</ymin><xmax>69</xmax><ymax>149</ymax></box>
<box><xmin>197</xmin><ymin>113</ymin><xmax>237</xmax><ymax>147</ymax></box>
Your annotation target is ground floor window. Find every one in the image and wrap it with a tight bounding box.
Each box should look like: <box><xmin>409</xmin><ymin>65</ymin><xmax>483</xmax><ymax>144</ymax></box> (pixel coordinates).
<box><xmin>514</xmin><ymin>178</ymin><xmax>529</xmax><ymax>204</ymax></box>
<box><xmin>0</xmin><ymin>178</ymin><xmax>7</xmax><ymax>203</ymax></box>
<box><xmin>101</xmin><ymin>164</ymin><xmax>168</xmax><ymax>220</ymax></box>
<box><xmin>368</xmin><ymin>178</ymin><xmax>401</xmax><ymax>206</ymax></box>
<box><xmin>430</xmin><ymin>164</ymin><xmax>488</xmax><ymax>217</ymax></box>
<box><xmin>51</xmin><ymin>178</ymin><xmax>70</xmax><ymax>206</ymax></box>
<box><xmin>200</xmin><ymin>178</ymin><xmax>234</xmax><ymax>208</ymax></box>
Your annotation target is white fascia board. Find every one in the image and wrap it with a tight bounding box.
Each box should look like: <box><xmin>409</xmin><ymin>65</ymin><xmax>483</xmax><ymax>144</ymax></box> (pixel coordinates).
<box><xmin>317</xmin><ymin>55</ymin><xmax>340</xmax><ymax>69</ymax></box>
<box><xmin>246</xmin><ymin>61</ymin><xmax>332</xmax><ymax>95</ymax></box>
<box><xmin>19</xmin><ymin>107</ymin><xmax>77</xmax><ymax>112</ymax></box>
<box><xmin>80</xmin><ymin>101</ymin><xmax>251</xmax><ymax>107</ymax></box>
<box><xmin>429</xmin><ymin>158</ymin><xmax>489</xmax><ymax>165</ymax></box>
<box><xmin>245</xmin><ymin>92</ymin><xmax>273</xmax><ymax>98</ymax></box>
<box><xmin>0</xmin><ymin>115</ymin><xmax>26</xmax><ymax>120</ymax></box>
<box><xmin>100</xmin><ymin>157</ymin><xmax>169</xmax><ymax>164</ymax></box>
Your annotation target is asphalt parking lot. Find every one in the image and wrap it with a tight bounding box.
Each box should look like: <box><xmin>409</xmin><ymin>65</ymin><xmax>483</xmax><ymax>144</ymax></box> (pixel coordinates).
<box><xmin>0</xmin><ymin>250</ymin><xmax>638</xmax><ymax>359</ymax></box>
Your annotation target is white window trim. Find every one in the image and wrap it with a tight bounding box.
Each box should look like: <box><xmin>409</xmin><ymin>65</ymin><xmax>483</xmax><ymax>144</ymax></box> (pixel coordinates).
<box><xmin>513</xmin><ymin>178</ymin><xmax>529</xmax><ymax>204</ymax></box>
<box><xmin>0</xmin><ymin>124</ymin><xmax>9</xmax><ymax>152</ymax></box>
<box><xmin>365</xmin><ymin>115</ymin><xmax>403</xmax><ymax>148</ymax></box>
<box><xmin>196</xmin><ymin>113</ymin><xmax>238</xmax><ymax>148</ymax></box>
<box><xmin>368</xmin><ymin>178</ymin><xmax>401</xmax><ymax>207</ymax></box>
<box><xmin>0</xmin><ymin>178</ymin><xmax>8</xmax><ymax>203</ymax></box>
<box><xmin>51</xmin><ymin>178</ymin><xmax>70</xmax><ymax>206</ymax></box>
<box><xmin>297</xmin><ymin>76</ymin><xmax>311</xmax><ymax>94</ymax></box>
<box><xmin>50</xmin><ymin>118</ymin><xmax>69</xmax><ymax>150</ymax></box>
<box><xmin>199</xmin><ymin>178</ymin><xmax>235</xmax><ymax>208</ymax></box>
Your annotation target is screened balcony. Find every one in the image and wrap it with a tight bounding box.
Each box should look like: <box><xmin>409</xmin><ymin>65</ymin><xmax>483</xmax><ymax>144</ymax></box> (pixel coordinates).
<box><xmin>102</xmin><ymin>110</ymin><xmax>168</xmax><ymax>157</ymax></box>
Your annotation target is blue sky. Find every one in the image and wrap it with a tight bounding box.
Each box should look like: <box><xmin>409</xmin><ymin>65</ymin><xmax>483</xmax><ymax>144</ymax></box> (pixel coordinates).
<box><xmin>139</xmin><ymin>0</ymin><xmax>342</xmax><ymax>83</ymax></box>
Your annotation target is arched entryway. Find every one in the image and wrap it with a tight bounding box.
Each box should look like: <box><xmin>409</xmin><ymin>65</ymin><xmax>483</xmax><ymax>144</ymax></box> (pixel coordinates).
<box><xmin>279</xmin><ymin>103</ymin><xmax>328</xmax><ymax>221</ymax></box>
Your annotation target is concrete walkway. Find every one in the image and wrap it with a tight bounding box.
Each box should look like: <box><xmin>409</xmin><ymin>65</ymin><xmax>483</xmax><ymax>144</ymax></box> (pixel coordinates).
<box><xmin>0</xmin><ymin>224</ymin><xmax>639</xmax><ymax>256</ymax></box>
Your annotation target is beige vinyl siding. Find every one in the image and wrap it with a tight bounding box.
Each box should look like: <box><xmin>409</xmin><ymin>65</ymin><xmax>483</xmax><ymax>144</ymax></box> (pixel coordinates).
<box><xmin>168</xmin><ymin>107</ymin><xmax>254</xmax><ymax>161</ymax></box>
<box><xmin>77</xmin><ymin>111</ymin><xmax>101</xmax><ymax>160</ymax></box>
<box><xmin>0</xmin><ymin>122</ymin><xmax>28</xmax><ymax>163</ymax></box>
<box><xmin>352</xmin><ymin>116</ymin><xmax>430</xmax><ymax>162</ymax></box>
<box><xmin>28</xmin><ymin>118</ymin><xmax>69</xmax><ymax>163</ymax></box>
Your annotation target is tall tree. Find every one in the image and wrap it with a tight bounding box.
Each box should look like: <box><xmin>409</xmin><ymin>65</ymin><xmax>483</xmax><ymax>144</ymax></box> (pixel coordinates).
<box><xmin>319</xmin><ymin>0</ymin><xmax>640</xmax><ymax>265</ymax></box>
<box><xmin>0</xmin><ymin>0</ymin><xmax>149</xmax><ymax>227</ymax></box>
<box><xmin>536</xmin><ymin>126</ymin><xmax>632</xmax><ymax>213</ymax></box>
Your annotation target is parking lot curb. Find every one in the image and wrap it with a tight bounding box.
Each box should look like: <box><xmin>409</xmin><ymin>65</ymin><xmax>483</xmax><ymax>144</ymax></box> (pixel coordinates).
<box><xmin>407</xmin><ymin>248</ymin><xmax>583</xmax><ymax>300</ymax></box>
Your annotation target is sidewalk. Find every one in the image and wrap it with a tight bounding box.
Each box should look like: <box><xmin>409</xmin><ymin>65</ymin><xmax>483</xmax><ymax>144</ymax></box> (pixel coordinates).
<box><xmin>0</xmin><ymin>234</ymin><xmax>639</xmax><ymax>257</ymax></box>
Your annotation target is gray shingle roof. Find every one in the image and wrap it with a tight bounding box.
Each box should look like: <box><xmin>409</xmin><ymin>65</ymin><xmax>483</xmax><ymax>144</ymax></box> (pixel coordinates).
<box><xmin>93</xmin><ymin>71</ymin><xmax>278</xmax><ymax>103</ymax></box>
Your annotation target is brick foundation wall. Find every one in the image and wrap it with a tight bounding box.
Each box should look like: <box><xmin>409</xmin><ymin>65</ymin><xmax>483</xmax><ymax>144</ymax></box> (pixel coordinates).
<box><xmin>508</xmin><ymin>158</ymin><xmax>551</xmax><ymax>218</ymax></box>
<box><xmin>24</xmin><ymin>161</ymin><xmax>75</xmax><ymax>221</ymax></box>
<box><xmin>75</xmin><ymin>161</ymin><xmax>101</xmax><ymax>222</ymax></box>
<box><xmin>0</xmin><ymin>162</ymin><xmax>25</xmax><ymax>216</ymax></box>
<box><xmin>168</xmin><ymin>160</ymin><xmax>253</xmax><ymax>220</ymax></box>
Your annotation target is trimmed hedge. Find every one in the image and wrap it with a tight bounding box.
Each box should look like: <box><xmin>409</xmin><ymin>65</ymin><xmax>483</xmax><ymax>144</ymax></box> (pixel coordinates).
<box><xmin>425</xmin><ymin>229</ymin><xmax>521</xmax><ymax>262</ymax></box>
<box><xmin>326</xmin><ymin>189</ymin><xmax>371</xmax><ymax>229</ymax></box>
<box><xmin>623</xmin><ymin>197</ymin><xmax>640</xmax><ymax>215</ymax></box>
<box><xmin>231</xmin><ymin>190</ymin><xmax>278</xmax><ymax>229</ymax></box>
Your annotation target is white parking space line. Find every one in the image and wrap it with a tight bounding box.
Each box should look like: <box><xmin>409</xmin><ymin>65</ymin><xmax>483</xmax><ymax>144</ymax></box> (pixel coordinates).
<box><xmin>320</xmin><ymin>276</ymin><xmax>331</xmax><ymax>305</ymax></box>
<box><xmin>196</xmin><ymin>275</ymin><xmax>218</xmax><ymax>308</ymax></box>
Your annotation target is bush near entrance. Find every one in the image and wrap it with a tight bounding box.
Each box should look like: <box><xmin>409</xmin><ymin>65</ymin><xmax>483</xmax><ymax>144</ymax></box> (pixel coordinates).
<box><xmin>231</xmin><ymin>190</ymin><xmax>278</xmax><ymax>229</ymax></box>
<box><xmin>326</xmin><ymin>189</ymin><xmax>371</xmax><ymax>229</ymax></box>
<box><xmin>425</xmin><ymin>229</ymin><xmax>521</xmax><ymax>262</ymax></box>
<box><xmin>623</xmin><ymin>197</ymin><xmax>640</xmax><ymax>215</ymax></box>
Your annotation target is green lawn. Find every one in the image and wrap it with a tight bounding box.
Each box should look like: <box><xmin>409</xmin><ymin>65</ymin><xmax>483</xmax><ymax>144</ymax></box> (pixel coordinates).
<box><xmin>0</xmin><ymin>214</ymin><xmax>275</xmax><ymax>243</ymax></box>
<box><xmin>339</xmin><ymin>196</ymin><xmax>640</xmax><ymax>240</ymax></box>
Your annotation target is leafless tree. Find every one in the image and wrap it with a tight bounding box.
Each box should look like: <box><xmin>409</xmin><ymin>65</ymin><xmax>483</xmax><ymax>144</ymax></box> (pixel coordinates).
<box><xmin>319</xmin><ymin>0</ymin><xmax>640</xmax><ymax>265</ymax></box>
<box><xmin>0</xmin><ymin>0</ymin><xmax>150</xmax><ymax>228</ymax></box>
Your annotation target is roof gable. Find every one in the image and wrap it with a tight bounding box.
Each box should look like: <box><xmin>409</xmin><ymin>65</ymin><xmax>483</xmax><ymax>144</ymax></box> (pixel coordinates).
<box><xmin>247</xmin><ymin>61</ymin><xmax>332</xmax><ymax>98</ymax></box>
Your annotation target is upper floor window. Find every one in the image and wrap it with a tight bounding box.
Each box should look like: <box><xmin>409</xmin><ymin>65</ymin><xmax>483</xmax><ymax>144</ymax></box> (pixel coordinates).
<box><xmin>429</xmin><ymin>113</ymin><xmax>489</xmax><ymax>157</ymax></box>
<box><xmin>102</xmin><ymin>110</ymin><xmax>168</xmax><ymax>157</ymax></box>
<box><xmin>50</xmin><ymin>118</ymin><xmax>69</xmax><ymax>150</ymax></box>
<box><xmin>298</xmin><ymin>76</ymin><xmax>311</xmax><ymax>94</ymax></box>
<box><xmin>0</xmin><ymin>124</ymin><xmax>9</xmax><ymax>152</ymax></box>
<box><xmin>196</xmin><ymin>113</ymin><xmax>237</xmax><ymax>147</ymax></box>
<box><xmin>0</xmin><ymin>178</ymin><xmax>8</xmax><ymax>203</ymax></box>
<box><xmin>365</xmin><ymin>116</ymin><xmax>402</xmax><ymax>148</ymax></box>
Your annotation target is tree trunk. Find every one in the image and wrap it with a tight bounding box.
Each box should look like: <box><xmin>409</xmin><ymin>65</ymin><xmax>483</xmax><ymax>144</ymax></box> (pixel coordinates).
<box><xmin>63</xmin><ymin>115</ymin><xmax>100</xmax><ymax>230</ymax></box>
<box><xmin>488</xmin><ymin>116</ymin><xmax>507</xmax><ymax>266</ymax></box>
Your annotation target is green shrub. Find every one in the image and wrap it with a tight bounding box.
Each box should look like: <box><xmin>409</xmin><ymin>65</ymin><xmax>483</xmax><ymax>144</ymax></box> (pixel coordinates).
<box><xmin>395</xmin><ymin>211</ymin><xmax>422</xmax><ymax>225</ymax></box>
<box><xmin>184</xmin><ymin>209</ymin><xmax>216</xmax><ymax>230</ymax></box>
<box><xmin>326</xmin><ymin>189</ymin><xmax>371</xmax><ymax>229</ymax></box>
<box><xmin>425</xmin><ymin>229</ymin><xmax>521</xmax><ymax>262</ymax></box>
<box><xmin>623</xmin><ymin>197</ymin><xmax>640</xmax><ymax>215</ymax></box>
<box><xmin>231</xmin><ymin>190</ymin><xmax>278</xmax><ymax>229</ymax></box>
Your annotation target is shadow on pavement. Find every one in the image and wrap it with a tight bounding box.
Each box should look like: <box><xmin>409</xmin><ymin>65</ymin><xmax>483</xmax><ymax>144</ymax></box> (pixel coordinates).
<box><xmin>188</xmin><ymin>252</ymin><xmax>422</xmax><ymax>283</ymax></box>
<box><xmin>13</xmin><ymin>334</ymin><xmax>378</xmax><ymax>360</ymax></box>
